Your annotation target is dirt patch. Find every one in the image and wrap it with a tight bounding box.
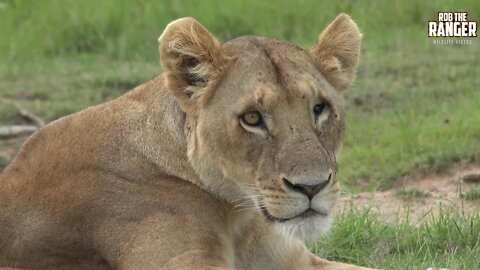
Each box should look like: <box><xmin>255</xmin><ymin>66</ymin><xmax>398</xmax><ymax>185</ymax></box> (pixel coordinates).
<box><xmin>340</xmin><ymin>164</ymin><xmax>480</xmax><ymax>223</ymax></box>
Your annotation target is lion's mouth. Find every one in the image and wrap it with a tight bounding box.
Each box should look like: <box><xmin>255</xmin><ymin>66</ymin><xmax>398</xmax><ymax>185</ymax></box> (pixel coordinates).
<box><xmin>260</xmin><ymin>206</ymin><xmax>327</xmax><ymax>223</ymax></box>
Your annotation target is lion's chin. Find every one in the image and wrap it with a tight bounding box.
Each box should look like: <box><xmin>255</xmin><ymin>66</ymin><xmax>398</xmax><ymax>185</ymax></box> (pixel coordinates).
<box><xmin>256</xmin><ymin>198</ymin><xmax>335</xmax><ymax>241</ymax></box>
<box><xmin>273</xmin><ymin>213</ymin><xmax>334</xmax><ymax>242</ymax></box>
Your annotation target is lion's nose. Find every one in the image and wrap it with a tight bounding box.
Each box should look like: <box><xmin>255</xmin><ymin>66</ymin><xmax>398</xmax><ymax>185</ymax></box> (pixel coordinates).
<box><xmin>283</xmin><ymin>173</ymin><xmax>332</xmax><ymax>200</ymax></box>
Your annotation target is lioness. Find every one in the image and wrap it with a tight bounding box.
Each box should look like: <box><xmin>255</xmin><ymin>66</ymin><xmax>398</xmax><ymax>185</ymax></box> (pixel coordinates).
<box><xmin>0</xmin><ymin>14</ymin><xmax>375</xmax><ymax>270</ymax></box>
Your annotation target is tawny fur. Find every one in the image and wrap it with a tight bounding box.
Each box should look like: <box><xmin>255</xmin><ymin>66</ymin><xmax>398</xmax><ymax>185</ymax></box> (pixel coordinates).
<box><xmin>0</xmin><ymin>14</ymin><xmax>376</xmax><ymax>270</ymax></box>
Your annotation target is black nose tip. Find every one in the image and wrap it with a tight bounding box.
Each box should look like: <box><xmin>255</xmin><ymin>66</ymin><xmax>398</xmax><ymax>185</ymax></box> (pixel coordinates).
<box><xmin>283</xmin><ymin>173</ymin><xmax>332</xmax><ymax>200</ymax></box>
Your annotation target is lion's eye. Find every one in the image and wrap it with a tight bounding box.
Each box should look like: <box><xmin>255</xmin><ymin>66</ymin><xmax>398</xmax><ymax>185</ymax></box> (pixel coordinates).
<box><xmin>313</xmin><ymin>103</ymin><xmax>327</xmax><ymax>117</ymax></box>
<box><xmin>241</xmin><ymin>111</ymin><xmax>263</xmax><ymax>126</ymax></box>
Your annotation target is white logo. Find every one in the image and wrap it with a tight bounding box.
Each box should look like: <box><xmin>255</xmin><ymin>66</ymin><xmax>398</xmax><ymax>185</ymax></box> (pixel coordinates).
<box><xmin>428</xmin><ymin>12</ymin><xmax>477</xmax><ymax>37</ymax></box>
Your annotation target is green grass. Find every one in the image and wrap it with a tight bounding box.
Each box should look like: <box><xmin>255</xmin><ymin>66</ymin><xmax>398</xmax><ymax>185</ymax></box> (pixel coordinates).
<box><xmin>463</xmin><ymin>188</ymin><xmax>480</xmax><ymax>201</ymax></box>
<box><xmin>0</xmin><ymin>55</ymin><xmax>160</xmax><ymax>123</ymax></box>
<box><xmin>2</xmin><ymin>0</ymin><xmax>475</xmax><ymax>63</ymax></box>
<box><xmin>312</xmin><ymin>209</ymin><xmax>480</xmax><ymax>270</ymax></box>
<box><xmin>342</xmin><ymin>43</ymin><xmax>480</xmax><ymax>190</ymax></box>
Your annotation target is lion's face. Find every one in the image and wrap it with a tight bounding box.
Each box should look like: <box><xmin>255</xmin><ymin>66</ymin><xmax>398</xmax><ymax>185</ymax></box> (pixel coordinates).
<box><xmin>159</xmin><ymin>15</ymin><xmax>361</xmax><ymax>240</ymax></box>
<box><xmin>194</xmin><ymin>39</ymin><xmax>345</xmax><ymax>239</ymax></box>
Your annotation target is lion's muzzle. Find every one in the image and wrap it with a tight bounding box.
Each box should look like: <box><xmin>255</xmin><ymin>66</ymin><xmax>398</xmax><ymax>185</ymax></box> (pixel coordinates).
<box><xmin>282</xmin><ymin>172</ymin><xmax>332</xmax><ymax>200</ymax></box>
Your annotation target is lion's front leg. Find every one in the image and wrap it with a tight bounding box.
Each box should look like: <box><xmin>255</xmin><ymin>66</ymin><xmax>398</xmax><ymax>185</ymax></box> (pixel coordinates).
<box><xmin>235</xmin><ymin>221</ymin><xmax>376</xmax><ymax>270</ymax></box>
<box><xmin>159</xmin><ymin>250</ymin><xmax>232</xmax><ymax>270</ymax></box>
<box><xmin>310</xmin><ymin>254</ymin><xmax>379</xmax><ymax>270</ymax></box>
<box><xmin>312</xmin><ymin>259</ymin><xmax>378</xmax><ymax>270</ymax></box>
<box><xmin>240</xmin><ymin>223</ymin><xmax>377</xmax><ymax>270</ymax></box>
<box><xmin>278</xmin><ymin>244</ymin><xmax>378</xmax><ymax>270</ymax></box>
<box><xmin>115</xmin><ymin>217</ymin><xmax>236</xmax><ymax>270</ymax></box>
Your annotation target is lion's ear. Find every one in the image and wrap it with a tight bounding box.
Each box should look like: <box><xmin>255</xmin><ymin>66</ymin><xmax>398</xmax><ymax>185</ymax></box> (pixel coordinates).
<box><xmin>158</xmin><ymin>17</ymin><xmax>227</xmax><ymax>112</ymax></box>
<box><xmin>310</xmin><ymin>14</ymin><xmax>362</xmax><ymax>92</ymax></box>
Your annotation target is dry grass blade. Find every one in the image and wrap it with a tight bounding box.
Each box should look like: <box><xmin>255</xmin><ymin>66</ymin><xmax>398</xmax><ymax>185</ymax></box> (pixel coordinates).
<box><xmin>0</xmin><ymin>125</ymin><xmax>38</xmax><ymax>139</ymax></box>
<box><xmin>1</xmin><ymin>98</ymin><xmax>45</xmax><ymax>127</ymax></box>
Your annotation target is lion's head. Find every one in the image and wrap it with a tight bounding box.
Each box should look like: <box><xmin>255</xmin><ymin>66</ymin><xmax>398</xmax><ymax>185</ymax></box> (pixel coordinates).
<box><xmin>158</xmin><ymin>14</ymin><xmax>361</xmax><ymax>240</ymax></box>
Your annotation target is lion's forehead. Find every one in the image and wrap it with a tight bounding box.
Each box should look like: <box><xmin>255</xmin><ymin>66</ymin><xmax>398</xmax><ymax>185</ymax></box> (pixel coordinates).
<box><xmin>223</xmin><ymin>37</ymin><xmax>336</xmax><ymax>104</ymax></box>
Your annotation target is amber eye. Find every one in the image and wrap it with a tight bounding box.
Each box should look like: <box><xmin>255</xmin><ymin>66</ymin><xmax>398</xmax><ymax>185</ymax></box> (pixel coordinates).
<box><xmin>241</xmin><ymin>111</ymin><xmax>263</xmax><ymax>126</ymax></box>
<box><xmin>313</xmin><ymin>103</ymin><xmax>327</xmax><ymax>117</ymax></box>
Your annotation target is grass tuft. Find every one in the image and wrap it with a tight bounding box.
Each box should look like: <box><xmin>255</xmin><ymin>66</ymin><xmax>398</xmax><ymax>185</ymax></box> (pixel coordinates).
<box><xmin>462</xmin><ymin>188</ymin><xmax>480</xmax><ymax>201</ymax></box>
<box><xmin>312</xmin><ymin>209</ymin><xmax>480</xmax><ymax>269</ymax></box>
<box><xmin>395</xmin><ymin>188</ymin><xmax>429</xmax><ymax>200</ymax></box>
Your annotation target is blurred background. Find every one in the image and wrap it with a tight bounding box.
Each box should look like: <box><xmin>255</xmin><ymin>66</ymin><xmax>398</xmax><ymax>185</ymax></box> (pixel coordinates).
<box><xmin>0</xmin><ymin>1</ymin><xmax>479</xmax><ymax>268</ymax></box>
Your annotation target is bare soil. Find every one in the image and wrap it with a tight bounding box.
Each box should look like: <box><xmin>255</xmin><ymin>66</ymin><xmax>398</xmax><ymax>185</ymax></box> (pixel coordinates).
<box><xmin>340</xmin><ymin>164</ymin><xmax>480</xmax><ymax>223</ymax></box>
